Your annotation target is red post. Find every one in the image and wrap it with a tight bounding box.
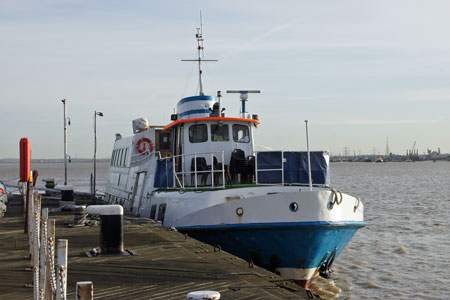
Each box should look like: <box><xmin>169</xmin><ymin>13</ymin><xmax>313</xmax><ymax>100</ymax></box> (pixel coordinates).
<box><xmin>20</xmin><ymin>138</ymin><xmax>31</xmax><ymax>233</ymax></box>
<box><xmin>20</xmin><ymin>138</ymin><xmax>31</xmax><ymax>182</ymax></box>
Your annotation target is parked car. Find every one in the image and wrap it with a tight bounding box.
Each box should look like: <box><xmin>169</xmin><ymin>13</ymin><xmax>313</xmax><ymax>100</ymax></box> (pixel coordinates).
<box><xmin>0</xmin><ymin>182</ymin><xmax>7</xmax><ymax>217</ymax></box>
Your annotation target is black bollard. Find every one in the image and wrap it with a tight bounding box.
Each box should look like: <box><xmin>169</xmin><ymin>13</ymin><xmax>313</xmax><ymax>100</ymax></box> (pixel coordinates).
<box><xmin>86</xmin><ymin>205</ymin><xmax>124</xmax><ymax>255</ymax></box>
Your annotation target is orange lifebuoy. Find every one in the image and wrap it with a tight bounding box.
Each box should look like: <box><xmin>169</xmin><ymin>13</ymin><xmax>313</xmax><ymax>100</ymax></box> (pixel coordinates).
<box><xmin>136</xmin><ymin>137</ymin><xmax>154</xmax><ymax>154</ymax></box>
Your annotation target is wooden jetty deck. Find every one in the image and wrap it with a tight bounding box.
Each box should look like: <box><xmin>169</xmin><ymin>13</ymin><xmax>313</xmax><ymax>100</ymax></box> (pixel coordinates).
<box><xmin>0</xmin><ymin>196</ymin><xmax>310</xmax><ymax>300</ymax></box>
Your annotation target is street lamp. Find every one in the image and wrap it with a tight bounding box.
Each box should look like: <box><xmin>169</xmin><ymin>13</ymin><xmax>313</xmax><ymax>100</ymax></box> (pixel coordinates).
<box><xmin>93</xmin><ymin>111</ymin><xmax>104</xmax><ymax>201</ymax></box>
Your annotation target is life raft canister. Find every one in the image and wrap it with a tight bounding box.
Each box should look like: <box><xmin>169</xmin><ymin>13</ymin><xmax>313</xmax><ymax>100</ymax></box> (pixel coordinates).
<box><xmin>136</xmin><ymin>137</ymin><xmax>154</xmax><ymax>154</ymax></box>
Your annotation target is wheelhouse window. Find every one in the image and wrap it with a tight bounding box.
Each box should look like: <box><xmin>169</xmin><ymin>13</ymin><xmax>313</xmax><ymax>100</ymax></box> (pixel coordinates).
<box><xmin>233</xmin><ymin>124</ymin><xmax>250</xmax><ymax>143</ymax></box>
<box><xmin>189</xmin><ymin>124</ymin><xmax>208</xmax><ymax>143</ymax></box>
<box><xmin>211</xmin><ymin>124</ymin><xmax>229</xmax><ymax>142</ymax></box>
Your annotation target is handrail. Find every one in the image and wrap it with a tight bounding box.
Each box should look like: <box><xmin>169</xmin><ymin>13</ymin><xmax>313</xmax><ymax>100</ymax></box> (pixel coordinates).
<box><xmin>170</xmin><ymin>151</ymin><xmax>226</xmax><ymax>189</ymax></box>
<box><xmin>131</xmin><ymin>150</ymin><xmax>161</xmax><ymax>165</ymax></box>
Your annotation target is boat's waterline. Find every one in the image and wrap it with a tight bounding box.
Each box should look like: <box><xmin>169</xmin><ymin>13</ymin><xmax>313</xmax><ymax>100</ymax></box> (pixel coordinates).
<box><xmin>178</xmin><ymin>220</ymin><xmax>367</xmax><ymax>286</ymax></box>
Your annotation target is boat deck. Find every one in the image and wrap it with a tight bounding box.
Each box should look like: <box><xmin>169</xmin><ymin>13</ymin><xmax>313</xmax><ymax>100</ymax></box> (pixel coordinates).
<box><xmin>0</xmin><ymin>196</ymin><xmax>309</xmax><ymax>299</ymax></box>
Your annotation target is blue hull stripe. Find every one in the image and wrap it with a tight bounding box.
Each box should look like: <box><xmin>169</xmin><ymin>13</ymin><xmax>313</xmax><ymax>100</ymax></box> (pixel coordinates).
<box><xmin>177</xmin><ymin>221</ymin><xmax>366</xmax><ymax>270</ymax></box>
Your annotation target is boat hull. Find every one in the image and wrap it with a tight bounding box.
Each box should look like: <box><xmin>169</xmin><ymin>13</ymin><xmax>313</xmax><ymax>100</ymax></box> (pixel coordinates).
<box><xmin>178</xmin><ymin>220</ymin><xmax>366</xmax><ymax>287</ymax></box>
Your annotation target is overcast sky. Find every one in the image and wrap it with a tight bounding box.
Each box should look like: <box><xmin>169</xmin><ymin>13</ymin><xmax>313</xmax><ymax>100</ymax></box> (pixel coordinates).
<box><xmin>1</xmin><ymin>0</ymin><xmax>449</xmax><ymax>159</ymax></box>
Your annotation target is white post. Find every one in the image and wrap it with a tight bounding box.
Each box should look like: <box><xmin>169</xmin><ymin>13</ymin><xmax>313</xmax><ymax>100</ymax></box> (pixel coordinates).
<box><xmin>28</xmin><ymin>187</ymin><xmax>34</xmax><ymax>261</ymax></box>
<box><xmin>33</xmin><ymin>193</ymin><xmax>41</xmax><ymax>300</ymax></box>
<box><xmin>56</xmin><ymin>239</ymin><xmax>68</xmax><ymax>300</ymax></box>
<box><xmin>45</xmin><ymin>219</ymin><xmax>56</xmax><ymax>300</ymax></box>
<box><xmin>222</xmin><ymin>151</ymin><xmax>225</xmax><ymax>188</ymax></box>
<box><xmin>194</xmin><ymin>153</ymin><xmax>197</xmax><ymax>188</ymax></box>
<box><xmin>305</xmin><ymin>120</ymin><xmax>313</xmax><ymax>191</ymax></box>
<box><xmin>40</xmin><ymin>208</ymin><xmax>48</xmax><ymax>300</ymax></box>
<box><xmin>76</xmin><ymin>281</ymin><xmax>93</xmax><ymax>300</ymax></box>
<box><xmin>211</xmin><ymin>152</ymin><xmax>214</xmax><ymax>188</ymax></box>
<box><xmin>281</xmin><ymin>151</ymin><xmax>284</xmax><ymax>186</ymax></box>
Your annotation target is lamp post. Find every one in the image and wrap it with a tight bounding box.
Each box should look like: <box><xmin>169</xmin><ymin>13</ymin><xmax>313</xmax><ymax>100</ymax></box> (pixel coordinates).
<box><xmin>93</xmin><ymin>111</ymin><xmax>103</xmax><ymax>201</ymax></box>
<box><xmin>61</xmin><ymin>99</ymin><xmax>69</xmax><ymax>185</ymax></box>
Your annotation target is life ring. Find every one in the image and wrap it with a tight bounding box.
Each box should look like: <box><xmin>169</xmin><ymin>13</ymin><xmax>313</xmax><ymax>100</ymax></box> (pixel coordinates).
<box><xmin>136</xmin><ymin>137</ymin><xmax>154</xmax><ymax>154</ymax></box>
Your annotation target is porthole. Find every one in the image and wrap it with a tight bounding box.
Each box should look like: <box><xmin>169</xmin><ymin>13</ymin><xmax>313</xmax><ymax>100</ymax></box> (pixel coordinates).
<box><xmin>236</xmin><ymin>207</ymin><xmax>244</xmax><ymax>216</ymax></box>
<box><xmin>289</xmin><ymin>202</ymin><xmax>299</xmax><ymax>212</ymax></box>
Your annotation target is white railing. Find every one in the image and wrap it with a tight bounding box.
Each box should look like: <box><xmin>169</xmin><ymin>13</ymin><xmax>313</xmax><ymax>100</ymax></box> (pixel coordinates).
<box><xmin>171</xmin><ymin>151</ymin><xmax>226</xmax><ymax>189</ymax></box>
<box><xmin>130</xmin><ymin>150</ymin><xmax>161</xmax><ymax>166</ymax></box>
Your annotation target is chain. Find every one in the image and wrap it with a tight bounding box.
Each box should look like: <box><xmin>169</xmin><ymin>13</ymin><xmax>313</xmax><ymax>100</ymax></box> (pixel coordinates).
<box><xmin>39</xmin><ymin>287</ymin><xmax>44</xmax><ymax>300</ymax></box>
<box><xmin>34</xmin><ymin>266</ymin><xmax>39</xmax><ymax>299</ymax></box>
<box><xmin>34</xmin><ymin>211</ymin><xmax>40</xmax><ymax>248</ymax></box>
<box><xmin>41</xmin><ymin>220</ymin><xmax>47</xmax><ymax>258</ymax></box>
<box><xmin>47</xmin><ymin>237</ymin><xmax>57</xmax><ymax>293</ymax></box>
<box><xmin>58</xmin><ymin>265</ymin><xmax>66</xmax><ymax>300</ymax></box>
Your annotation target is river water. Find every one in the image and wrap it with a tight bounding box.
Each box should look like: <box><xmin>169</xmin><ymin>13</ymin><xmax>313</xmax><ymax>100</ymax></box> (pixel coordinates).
<box><xmin>1</xmin><ymin>161</ymin><xmax>449</xmax><ymax>299</ymax></box>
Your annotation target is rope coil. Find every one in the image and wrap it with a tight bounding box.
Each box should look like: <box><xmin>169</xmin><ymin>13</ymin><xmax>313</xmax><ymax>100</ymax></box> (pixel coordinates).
<box><xmin>328</xmin><ymin>189</ymin><xmax>343</xmax><ymax>210</ymax></box>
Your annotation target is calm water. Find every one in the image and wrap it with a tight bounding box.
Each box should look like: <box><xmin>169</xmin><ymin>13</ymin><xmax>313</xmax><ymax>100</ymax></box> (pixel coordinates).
<box><xmin>0</xmin><ymin>162</ymin><xmax>109</xmax><ymax>193</ymax></box>
<box><xmin>1</xmin><ymin>161</ymin><xmax>449</xmax><ymax>299</ymax></box>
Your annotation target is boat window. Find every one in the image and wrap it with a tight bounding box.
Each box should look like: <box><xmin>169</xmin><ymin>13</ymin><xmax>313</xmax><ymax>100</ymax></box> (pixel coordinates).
<box><xmin>233</xmin><ymin>124</ymin><xmax>250</xmax><ymax>143</ymax></box>
<box><xmin>123</xmin><ymin>148</ymin><xmax>128</xmax><ymax>167</ymax></box>
<box><xmin>189</xmin><ymin>124</ymin><xmax>208</xmax><ymax>143</ymax></box>
<box><xmin>211</xmin><ymin>124</ymin><xmax>229</xmax><ymax>142</ymax></box>
<box><xmin>112</xmin><ymin>150</ymin><xmax>117</xmax><ymax>166</ymax></box>
<box><xmin>118</xmin><ymin>149</ymin><xmax>123</xmax><ymax>166</ymax></box>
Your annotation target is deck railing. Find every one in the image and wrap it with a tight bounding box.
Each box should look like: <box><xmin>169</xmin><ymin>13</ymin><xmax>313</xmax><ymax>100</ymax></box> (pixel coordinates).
<box><xmin>171</xmin><ymin>151</ymin><xmax>226</xmax><ymax>189</ymax></box>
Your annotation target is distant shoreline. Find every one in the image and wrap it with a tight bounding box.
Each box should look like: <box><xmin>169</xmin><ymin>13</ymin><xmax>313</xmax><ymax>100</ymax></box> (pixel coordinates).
<box><xmin>0</xmin><ymin>158</ymin><xmax>110</xmax><ymax>163</ymax></box>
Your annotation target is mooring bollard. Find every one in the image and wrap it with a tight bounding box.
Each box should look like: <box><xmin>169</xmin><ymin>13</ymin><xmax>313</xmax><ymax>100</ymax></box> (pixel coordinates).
<box><xmin>86</xmin><ymin>205</ymin><xmax>124</xmax><ymax>255</ymax></box>
<box><xmin>76</xmin><ymin>281</ymin><xmax>93</xmax><ymax>300</ymax></box>
<box><xmin>56</xmin><ymin>239</ymin><xmax>68</xmax><ymax>300</ymax></box>
<box><xmin>46</xmin><ymin>219</ymin><xmax>56</xmax><ymax>300</ymax></box>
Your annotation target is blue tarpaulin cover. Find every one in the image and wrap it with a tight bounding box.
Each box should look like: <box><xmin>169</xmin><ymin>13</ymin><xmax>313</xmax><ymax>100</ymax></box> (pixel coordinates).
<box><xmin>256</xmin><ymin>151</ymin><xmax>329</xmax><ymax>185</ymax></box>
<box><xmin>154</xmin><ymin>158</ymin><xmax>173</xmax><ymax>188</ymax></box>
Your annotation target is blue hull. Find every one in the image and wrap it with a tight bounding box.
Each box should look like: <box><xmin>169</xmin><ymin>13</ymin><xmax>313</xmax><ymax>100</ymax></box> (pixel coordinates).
<box><xmin>178</xmin><ymin>221</ymin><xmax>366</xmax><ymax>274</ymax></box>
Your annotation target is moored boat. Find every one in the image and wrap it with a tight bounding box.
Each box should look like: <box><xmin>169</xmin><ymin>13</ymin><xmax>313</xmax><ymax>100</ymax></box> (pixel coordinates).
<box><xmin>104</xmin><ymin>21</ymin><xmax>366</xmax><ymax>288</ymax></box>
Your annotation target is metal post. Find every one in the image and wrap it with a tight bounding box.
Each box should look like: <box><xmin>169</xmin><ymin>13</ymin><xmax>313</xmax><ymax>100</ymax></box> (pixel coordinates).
<box><xmin>194</xmin><ymin>153</ymin><xmax>197</xmax><ymax>188</ymax></box>
<box><xmin>281</xmin><ymin>151</ymin><xmax>284</xmax><ymax>186</ymax></box>
<box><xmin>93</xmin><ymin>111</ymin><xmax>103</xmax><ymax>203</ymax></box>
<box><xmin>222</xmin><ymin>151</ymin><xmax>225</xmax><ymax>188</ymax></box>
<box><xmin>40</xmin><ymin>208</ymin><xmax>48</xmax><ymax>300</ymax></box>
<box><xmin>25</xmin><ymin>181</ymin><xmax>31</xmax><ymax>233</ymax></box>
<box><xmin>305</xmin><ymin>120</ymin><xmax>313</xmax><ymax>191</ymax></box>
<box><xmin>211</xmin><ymin>152</ymin><xmax>214</xmax><ymax>188</ymax></box>
<box><xmin>28</xmin><ymin>187</ymin><xmax>34</xmax><ymax>261</ymax></box>
<box><xmin>33</xmin><ymin>193</ymin><xmax>41</xmax><ymax>300</ymax></box>
<box><xmin>76</xmin><ymin>281</ymin><xmax>93</xmax><ymax>300</ymax></box>
<box><xmin>56</xmin><ymin>239</ymin><xmax>68</xmax><ymax>300</ymax></box>
<box><xmin>255</xmin><ymin>152</ymin><xmax>259</xmax><ymax>184</ymax></box>
<box><xmin>62</xmin><ymin>99</ymin><xmax>68</xmax><ymax>186</ymax></box>
<box><xmin>93</xmin><ymin>112</ymin><xmax>96</xmax><ymax>202</ymax></box>
<box><xmin>45</xmin><ymin>219</ymin><xmax>56</xmax><ymax>300</ymax></box>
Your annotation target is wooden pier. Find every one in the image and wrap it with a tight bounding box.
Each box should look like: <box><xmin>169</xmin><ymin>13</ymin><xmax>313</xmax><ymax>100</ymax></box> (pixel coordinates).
<box><xmin>0</xmin><ymin>195</ymin><xmax>310</xmax><ymax>300</ymax></box>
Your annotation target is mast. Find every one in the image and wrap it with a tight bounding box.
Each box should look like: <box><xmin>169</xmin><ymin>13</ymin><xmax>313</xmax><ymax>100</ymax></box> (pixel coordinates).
<box><xmin>182</xmin><ymin>11</ymin><xmax>217</xmax><ymax>96</ymax></box>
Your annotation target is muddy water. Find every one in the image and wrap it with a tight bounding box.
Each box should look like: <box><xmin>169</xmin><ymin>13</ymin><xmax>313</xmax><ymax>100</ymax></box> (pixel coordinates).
<box><xmin>330</xmin><ymin>161</ymin><xmax>450</xmax><ymax>299</ymax></box>
<box><xmin>1</xmin><ymin>161</ymin><xmax>449</xmax><ymax>299</ymax></box>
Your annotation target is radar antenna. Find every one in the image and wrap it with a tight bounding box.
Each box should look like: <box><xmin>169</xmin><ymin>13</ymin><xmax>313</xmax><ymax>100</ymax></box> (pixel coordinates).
<box><xmin>182</xmin><ymin>11</ymin><xmax>218</xmax><ymax>96</ymax></box>
<box><xmin>227</xmin><ymin>90</ymin><xmax>261</xmax><ymax>118</ymax></box>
